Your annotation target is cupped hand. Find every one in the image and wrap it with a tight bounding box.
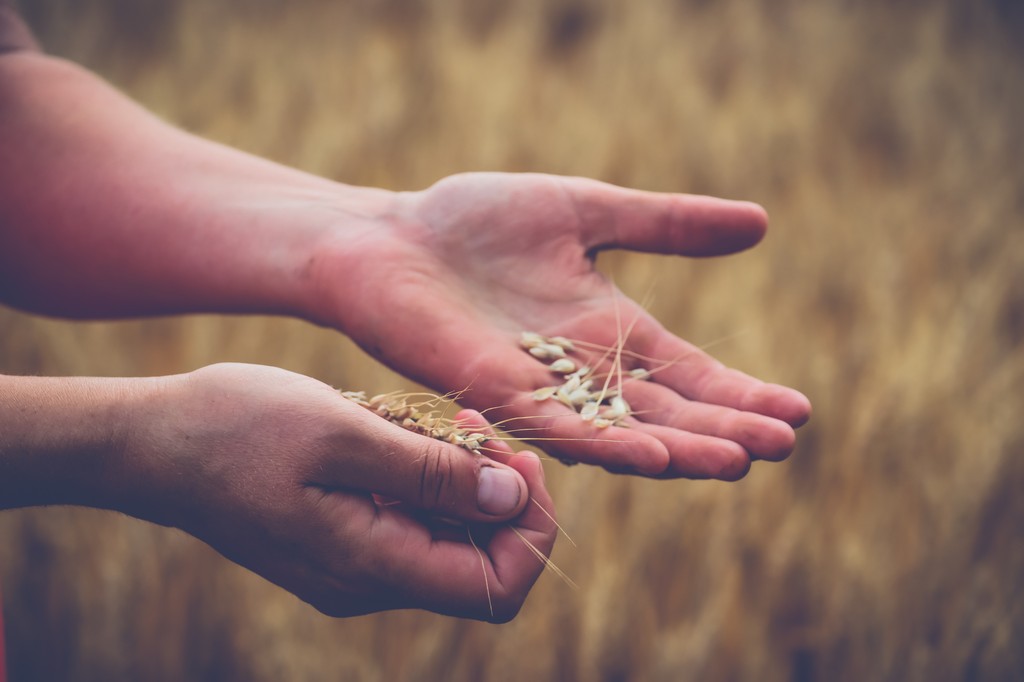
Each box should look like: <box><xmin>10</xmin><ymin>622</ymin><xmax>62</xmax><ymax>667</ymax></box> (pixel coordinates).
<box><xmin>121</xmin><ymin>363</ymin><xmax>556</xmax><ymax>622</ymax></box>
<box><xmin>314</xmin><ymin>172</ymin><xmax>811</xmax><ymax>480</ymax></box>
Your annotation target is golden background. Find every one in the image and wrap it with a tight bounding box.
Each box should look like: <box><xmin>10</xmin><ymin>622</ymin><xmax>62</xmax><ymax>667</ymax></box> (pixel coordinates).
<box><xmin>2</xmin><ymin>0</ymin><xmax>1022</xmax><ymax>679</ymax></box>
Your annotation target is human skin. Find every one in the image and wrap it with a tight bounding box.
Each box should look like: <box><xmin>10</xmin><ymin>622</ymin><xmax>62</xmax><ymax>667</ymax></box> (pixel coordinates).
<box><xmin>0</xmin><ymin>34</ymin><xmax>810</xmax><ymax>619</ymax></box>
<box><xmin>0</xmin><ymin>47</ymin><xmax>558</xmax><ymax>621</ymax></box>
<box><xmin>0</xmin><ymin>51</ymin><xmax>810</xmax><ymax>479</ymax></box>
<box><xmin>0</xmin><ymin>366</ymin><xmax>555</xmax><ymax>621</ymax></box>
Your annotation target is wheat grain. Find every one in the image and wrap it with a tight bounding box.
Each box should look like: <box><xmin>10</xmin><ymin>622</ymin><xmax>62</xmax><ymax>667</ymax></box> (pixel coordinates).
<box><xmin>339</xmin><ymin>387</ymin><xmax>578</xmax><ymax>601</ymax></box>
<box><xmin>518</xmin><ymin>331</ymin><xmax>640</xmax><ymax>428</ymax></box>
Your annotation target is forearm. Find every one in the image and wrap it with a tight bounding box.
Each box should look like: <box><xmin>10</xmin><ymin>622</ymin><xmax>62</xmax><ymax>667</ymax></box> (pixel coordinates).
<box><xmin>0</xmin><ymin>50</ymin><xmax>396</xmax><ymax>321</ymax></box>
<box><xmin>0</xmin><ymin>373</ymin><xmax>151</xmax><ymax>510</ymax></box>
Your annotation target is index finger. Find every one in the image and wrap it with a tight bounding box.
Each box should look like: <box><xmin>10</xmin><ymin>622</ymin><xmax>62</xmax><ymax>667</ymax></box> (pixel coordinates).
<box><xmin>369</xmin><ymin>448</ymin><xmax>556</xmax><ymax>622</ymax></box>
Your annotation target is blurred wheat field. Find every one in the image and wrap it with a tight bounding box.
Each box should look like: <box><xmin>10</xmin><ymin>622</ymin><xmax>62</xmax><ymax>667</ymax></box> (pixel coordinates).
<box><xmin>1</xmin><ymin>0</ymin><xmax>1022</xmax><ymax>680</ymax></box>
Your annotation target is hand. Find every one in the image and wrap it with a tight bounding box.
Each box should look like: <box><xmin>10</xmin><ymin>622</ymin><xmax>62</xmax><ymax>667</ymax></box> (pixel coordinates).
<box><xmin>312</xmin><ymin>172</ymin><xmax>811</xmax><ymax>479</ymax></box>
<box><xmin>121</xmin><ymin>363</ymin><xmax>557</xmax><ymax>622</ymax></box>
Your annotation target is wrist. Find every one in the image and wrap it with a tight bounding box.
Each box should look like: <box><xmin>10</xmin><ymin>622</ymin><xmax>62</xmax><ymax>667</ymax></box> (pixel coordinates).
<box><xmin>0</xmin><ymin>51</ymin><xmax>401</xmax><ymax>323</ymax></box>
<box><xmin>0</xmin><ymin>374</ymin><xmax>161</xmax><ymax>511</ymax></box>
<box><xmin>297</xmin><ymin>183</ymin><xmax>413</xmax><ymax>332</ymax></box>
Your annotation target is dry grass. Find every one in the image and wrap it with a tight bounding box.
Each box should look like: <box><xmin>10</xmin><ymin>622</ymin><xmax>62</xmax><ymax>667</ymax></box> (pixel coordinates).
<box><xmin>2</xmin><ymin>0</ymin><xmax>1022</xmax><ymax>679</ymax></box>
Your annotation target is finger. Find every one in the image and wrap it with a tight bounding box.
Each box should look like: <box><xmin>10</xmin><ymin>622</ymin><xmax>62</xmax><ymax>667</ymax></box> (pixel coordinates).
<box><xmin>456</xmin><ymin>339</ymin><xmax>673</xmax><ymax>475</ymax></box>
<box><xmin>358</xmin><ymin>446</ymin><xmax>557</xmax><ymax>622</ymax></box>
<box><xmin>455</xmin><ymin>408</ymin><xmax>566</xmax><ymax>481</ymax></box>
<box><xmin>325</xmin><ymin>403</ymin><xmax>530</xmax><ymax>523</ymax></box>
<box><xmin>559</xmin><ymin>176</ymin><xmax>768</xmax><ymax>256</ymax></box>
<box><xmin>453</xmin><ymin>409</ymin><xmax>558</xmax><ymax>565</ymax></box>
<box><xmin>626</xmin><ymin>422</ymin><xmax>752</xmax><ymax>481</ymax></box>
<box><xmin>450</xmin><ymin>332</ymin><xmax>672</xmax><ymax>475</ymax></box>
<box><xmin>622</xmin><ymin>380</ymin><xmax>797</xmax><ymax>462</ymax></box>
<box><xmin>632</xmin><ymin>332</ymin><xmax>813</xmax><ymax>428</ymax></box>
<box><xmin>494</xmin><ymin>393</ymin><xmax>671</xmax><ymax>476</ymax></box>
<box><xmin>452</xmin><ymin>408</ymin><xmax>516</xmax><ymax>459</ymax></box>
<box><xmin>486</xmin><ymin>448</ymin><xmax>558</xmax><ymax>618</ymax></box>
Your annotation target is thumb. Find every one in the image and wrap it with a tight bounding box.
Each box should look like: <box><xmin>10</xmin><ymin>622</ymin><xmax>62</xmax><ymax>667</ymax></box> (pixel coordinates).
<box><xmin>561</xmin><ymin>177</ymin><xmax>768</xmax><ymax>257</ymax></box>
<box><xmin>358</xmin><ymin>419</ymin><xmax>529</xmax><ymax>523</ymax></box>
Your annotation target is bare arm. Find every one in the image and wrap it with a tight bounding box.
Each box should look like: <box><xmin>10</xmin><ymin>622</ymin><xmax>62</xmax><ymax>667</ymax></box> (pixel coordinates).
<box><xmin>0</xmin><ymin>49</ymin><xmax>379</xmax><ymax>320</ymax></box>
<box><xmin>0</xmin><ymin>25</ymin><xmax>808</xmax><ymax>477</ymax></box>
<box><xmin>0</xmin><ymin>373</ymin><xmax>137</xmax><ymax>510</ymax></box>
<box><xmin>0</xmin><ymin>366</ymin><xmax>555</xmax><ymax>621</ymax></box>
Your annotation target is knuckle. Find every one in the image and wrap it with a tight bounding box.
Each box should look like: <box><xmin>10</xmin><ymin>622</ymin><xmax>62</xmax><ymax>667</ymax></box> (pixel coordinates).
<box><xmin>418</xmin><ymin>440</ymin><xmax>459</xmax><ymax>511</ymax></box>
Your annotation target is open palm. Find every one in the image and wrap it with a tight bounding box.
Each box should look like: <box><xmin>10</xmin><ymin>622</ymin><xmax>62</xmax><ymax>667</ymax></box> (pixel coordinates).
<box><xmin>317</xmin><ymin>172</ymin><xmax>810</xmax><ymax>479</ymax></box>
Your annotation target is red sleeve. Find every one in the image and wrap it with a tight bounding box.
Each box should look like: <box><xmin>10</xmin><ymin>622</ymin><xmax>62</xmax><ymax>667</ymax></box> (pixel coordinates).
<box><xmin>0</xmin><ymin>581</ymin><xmax>7</xmax><ymax>682</ymax></box>
<box><xmin>0</xmin><ymin>0</ymin><xmax>40</xmax><ymax>53</ymax></box>
<box><xmin>1</xmin><ymin>3</ymin><xmax>30</xmax><ymax>669</ymax></box>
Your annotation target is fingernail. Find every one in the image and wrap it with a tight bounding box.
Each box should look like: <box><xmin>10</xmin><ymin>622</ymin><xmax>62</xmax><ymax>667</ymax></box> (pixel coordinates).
<box><xmin>477</xmin><ymin>467</ymin><xmax>522</xmax><ymax>516</ymax></box>
<box><xmin>525</xmin><ymin>451</ymin><xmax>544</xmax><ymax>484</ymax></box>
